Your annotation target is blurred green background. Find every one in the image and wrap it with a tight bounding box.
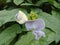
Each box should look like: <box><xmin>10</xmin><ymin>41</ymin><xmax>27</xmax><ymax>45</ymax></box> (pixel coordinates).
<box><xmin>0</xmin><ymin>0</ymin><xmax>60</xmax><ymax>45</ymax></box>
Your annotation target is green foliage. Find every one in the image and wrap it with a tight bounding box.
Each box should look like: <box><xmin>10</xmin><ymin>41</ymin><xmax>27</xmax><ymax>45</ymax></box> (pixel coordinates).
<box><xmin>53</xmin><ymin>1</ymin><xmax>60</xmax><ymax>9</ymax></box>
<box><xmin>0</xmin><ymin>24</ymin><xmax>21</xmax><ymax>45</ymax></box>
<box><xmin>0</xmin><ymin>0</ymin><xmax>60</xmax><ymax>45</ymax></box>
<box><xmin>15</xmin><ymin>32</ymin><xmax>35</xmax><ymax>45</ymax></box>
<box><xmin>6</xmin><ymin>0</ymin><xmax>11</xmax><ymax>3</ymax></box>
<box><xmin>39</xmin><ymin>11</ymin><xmax>60</xmax><ymax>42</ymax></box>
<box><xmin>0</xmin><ymin>9</ymin><xmax>19</xmax><ymax>26</ymax></box>
<box><xmin>13</xmin><ymin>0</ymin><xmax>24</xmax><ymax>5</ymax></box>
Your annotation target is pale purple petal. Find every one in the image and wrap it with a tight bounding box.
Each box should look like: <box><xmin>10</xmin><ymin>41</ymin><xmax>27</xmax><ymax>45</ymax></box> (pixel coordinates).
<box><xmin>25</xmin><ymin>18</ymin><xmax>45</xmax><ymax>31</ymax></box>
<box><xmin>16</xmin><ymin>13</ymin><xmax>19</xmax><ymax>20</ymax></box>
<box><xmin>33</xmin><ymin>18</ymin><xmax>45</xmax><ymax>31</ymax></box>
<box><xmin>33</xmin><ymin>30</ymin><xmax>45</xmax><ymax>40</ymax></box>
<box><xmin>25</xmin><ymin>20</ymin><xmax>35</xmax><ymax>31</ymax></box>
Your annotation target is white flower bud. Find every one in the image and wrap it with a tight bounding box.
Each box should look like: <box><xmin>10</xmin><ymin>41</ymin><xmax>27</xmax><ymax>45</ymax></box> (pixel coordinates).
<box><xmin>16</xmin><ymin>11</ymin><xmax>28</xmax><ymax>24</ymax></box>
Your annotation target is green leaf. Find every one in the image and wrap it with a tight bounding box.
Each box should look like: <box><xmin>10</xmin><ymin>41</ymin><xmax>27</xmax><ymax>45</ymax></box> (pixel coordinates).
<box><xmin>39</xmin><ymin>0</ymin><xmax>54</xmax><ymax>3</ymax></box>
<box><xmin>0</xmin><ymin>0</ymin><xmax>3</xmax><ymax>3</ymax></box>
<box><xmin>15</xmin><ymin>32</ymin><xmax>35</xmax><ymax>45</ymax></box>
<box><xmin>55</xmin><ymin>32</ymin><xmax>60</xmax><ymax>42</ymax></box>
<box><xmin>52</xmin><ymin>10</ymin><xmax>60</xmax><ymax>20</ymax></box>
<box><xmin>6</xmin><ymin>0</ymin><xmax>11</xmax><ymax>3</ymax></box>
<box><xmin>39</xmin><ymin>11</ymin><xmax>60</xmax><ymax>33</ymax></box>
<box><xmin>44</xmin><ymin>29</ymin><xmax>55</xmax><ymax>44</ymax></box>
<box><xmin>0</xmin><ymin>9</ymin><xmax>19</xmax><ymax>26</ymax></box>
<box><xmin>13</xmin><ymin>0</ymin><xmax>24</xmax><ymax>5</ymax></box>
<box><xmin>48</xmin><ymin>0</ymin><xmax>55</xmax><ymax>4</ymax></box>
<box><xmin>0</xmin><ymin>8</ymin><xmax>28</xmax><ymax>27</ymax></box>
<box><xmin>27</xmin><ymin>29</ymin><xmax>55</xmax><ymax>45</ymax></box>
<box><xmin>21</xmin><ymin>3</ymin><xmax>34</xmax><ymax>6</ymax></box>
<box><xmin>0</xmin><ymin>24</ymin><xmax>21</xmax><ymax>45</ymax></box>
<box><xmin>39</xmin><ymin>11</ymin><xmax>60</xmax><ymax>42</ymax></box>
<box><xmin>39</xmin><ymin>29</ymin><xmax>55</xmax><ymax>45</ymax></box>
<box><xmin>27</xmin><ymin>0</ymin><xmax>32</xmax><ymax>3</ymax></box>
<box><xmin>15</xmin><ymin>28</ymin><xmax>55</xmax><ymax>45</ymax></box>
<box><xmin>53</xmin><ymin>1</ymin><xmax>60</xmax><ymax>9</ymax></box>
<box><xmin>35</xmin><ymin>0</ymin><xmax>54</xmax><ymax>6</ymax></box>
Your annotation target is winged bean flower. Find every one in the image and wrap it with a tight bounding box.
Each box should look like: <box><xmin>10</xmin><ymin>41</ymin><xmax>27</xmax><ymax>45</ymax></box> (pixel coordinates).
<box><xmin>16</xmin><ymin>11</ymin><xmax>45</xmax><ymax>40</ymax></box>
<box><xmin>25</xmin><ymin>18</ymin><xmax>45</xmax><ymax>40</ymax></box>
<box><xmin>25</xmin><ymin>18</ymin><xmax>45</xmax><ymax>31</ymax></box>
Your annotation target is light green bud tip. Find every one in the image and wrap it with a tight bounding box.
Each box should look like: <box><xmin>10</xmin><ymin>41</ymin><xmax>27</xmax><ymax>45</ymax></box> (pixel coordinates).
<box><xmin>28</xmin><ymin>11</ymin><xmax>38</xmax><ymax>20</ymax></box>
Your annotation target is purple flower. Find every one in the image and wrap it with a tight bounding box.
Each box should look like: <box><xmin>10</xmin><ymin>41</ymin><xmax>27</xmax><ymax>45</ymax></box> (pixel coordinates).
<box><xmin>16</xmin><ymin>11</ymin><xmax>45</xmax><ymax>40</ymax></box>
<box><xmin>25</xmin><ymin>18</ymin><xmax>45</xmax><ymax>40</ymax></box>
<box><xmin>25</xmin><ymin>18</ymin><xmax>45</xmax><ymax>31</ymax></box>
